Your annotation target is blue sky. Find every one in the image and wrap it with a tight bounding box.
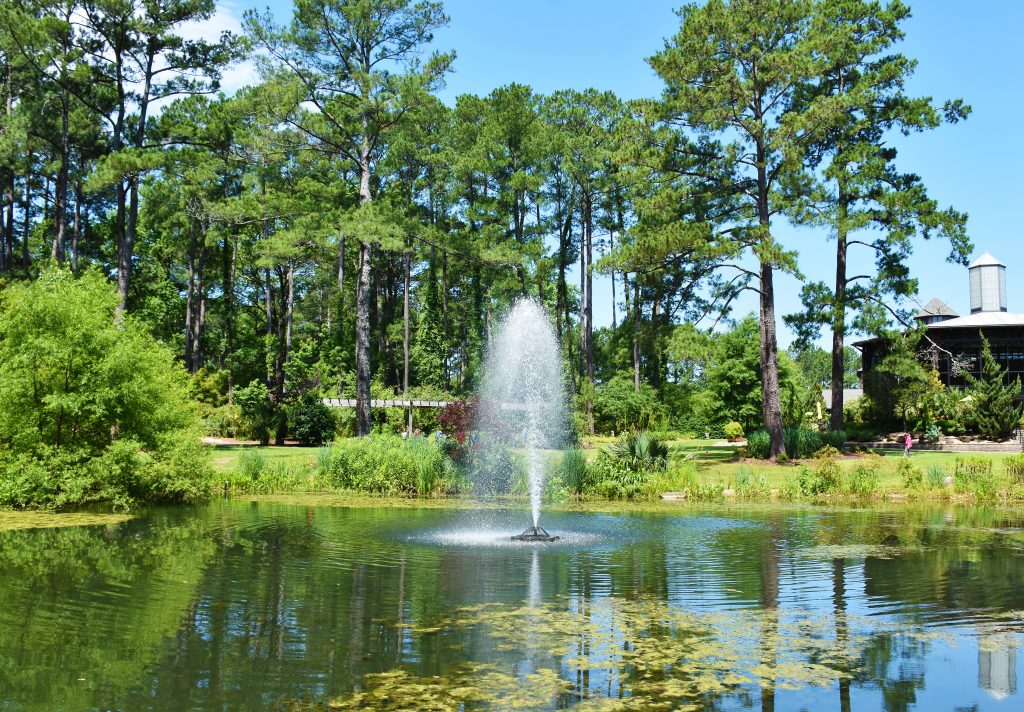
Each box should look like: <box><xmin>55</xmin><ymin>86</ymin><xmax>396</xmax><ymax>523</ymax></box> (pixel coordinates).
<box><xmin>219</xmin><ymin>0</ymin><xmax>1024</xmax><ymax>346</ymax></box>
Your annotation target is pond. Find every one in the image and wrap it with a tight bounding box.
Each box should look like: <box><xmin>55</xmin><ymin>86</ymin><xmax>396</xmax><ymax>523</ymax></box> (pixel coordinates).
<box><xmin>2</xmin><ymin>499</ymin><xmax>1024</xmax><ymax>711</ymax></box>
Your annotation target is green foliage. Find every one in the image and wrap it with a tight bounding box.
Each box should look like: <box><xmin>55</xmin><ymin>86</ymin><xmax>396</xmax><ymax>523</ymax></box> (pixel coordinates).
<box><xmin>723</xmin><ymin>422</ymin><xmax>744</xmax><ymax>441</ymax></box>
<box><xmin>845</xmin><ymin>463</ymin><xmax>880</xmax><ymax>497</ymax></box>
<box><xmin>748</xmin><ymin>428</ymin><xmax>826</xmax><ymax>460</ymax></box>
<box><xmin>819</xmin><ymin>430</ymin><xmax>847</xmax><ymax>451</ymax></box>
<box><xmin>412</xmin><ymin>259</ymin><xmax>447</xmax><ymax>390</ymax></box>
<box><xmin>290</xmin><ymin>400</ymin><xmax>336</xmax><ymax>446</ymax></box>
<box><xmin>234</xmin><ymin>381</ymin><xmax>278</xmax><ymax>446</ymax></box>
<box><xmin>316</xmin><ymin>435</ymin><xmax>456</xmax><ymax>497</ymax></box>
<box><xmin>468</xmin><ymin>442</ymin><xmax>524</xmax><ymax>496</ymax></box>
<box><xmin>1004</xmin><ymin>454</ymin><xmax>1024</xmax><ymax>483</ymax></box>
<box><xmin>606</xmin><ymin>431</ymin><xmax>669</xmax><ymax>471</ymax></box>
<box><xmin>896</xmin><ymin>459</ymin><xmax>924</xmax><ymax>490</ymax></box>
<box><xmin>953</xmin><ymin>457</ymin><xmax>997</xmax><ymax>500</ymax></box>
<box><xmin>592</xmin><ymin>377</ymin><xmax>661</xmax><ymax>434</ymax></box>
<box><xmin>733</xmin><ymin>467</ymin><xmax>771</xmax><ymax>499</ymax></box>
<box><xmin>0</xmin><ymin>269</ymin><xmax>209</xmax><ymax>509</ymax></box>
<box><xmin>964</xmin><ymin>335</ymin><xmax>1023</xmax><ymax>440</ymax></box>
<box><xmin>555</xmin><ymin>449</ymin><xmax>591</xmax><ymax>496</ymax></box>
<box><xmin>925</xmin><ymin>466</ymin><xmax>948</xmax><ymax>489</ymax></box>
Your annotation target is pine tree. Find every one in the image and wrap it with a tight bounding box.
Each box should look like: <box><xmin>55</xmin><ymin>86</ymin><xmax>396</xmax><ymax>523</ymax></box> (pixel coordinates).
<box><xmin>413</xmin><ymin>258</ymin><xmax>446</xmax><ymax>390</ymax></box>
<box><xmin>965</xmin><ymin>335</ymin><xmax>1022</xmax><ymax>440</ymax></box>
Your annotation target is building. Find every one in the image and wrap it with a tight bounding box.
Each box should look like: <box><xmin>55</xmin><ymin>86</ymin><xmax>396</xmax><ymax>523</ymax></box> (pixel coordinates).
<box><xmin>859</xmin><ymin>253</ymin><xmax>1024</xmax><ymax>392</ymax></box>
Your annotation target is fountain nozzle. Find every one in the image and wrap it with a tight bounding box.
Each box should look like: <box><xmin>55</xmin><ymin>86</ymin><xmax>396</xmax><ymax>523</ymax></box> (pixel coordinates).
<box><xmin>511</xmin><ymin>526</ymin><xmax>559</xmax><ymax>543</ymax></box>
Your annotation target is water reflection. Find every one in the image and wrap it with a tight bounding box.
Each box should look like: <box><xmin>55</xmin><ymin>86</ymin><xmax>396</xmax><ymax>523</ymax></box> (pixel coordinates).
<box><xmin>0</xmin><ymin>502</ymin><xmax>1022</xmax><ymax>710</ymax></box>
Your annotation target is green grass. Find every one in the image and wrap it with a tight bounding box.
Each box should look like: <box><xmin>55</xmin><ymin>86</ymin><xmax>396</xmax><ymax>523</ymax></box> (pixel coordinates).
<box><xmin>207</xmin><ymin>438</ymin><xmax>1023</xmax><ymax>500</ymax></box>
<box><xmin>211</xmin><ymin>445</ymin><xmax>319</xmax><ymax>474</ymax></box>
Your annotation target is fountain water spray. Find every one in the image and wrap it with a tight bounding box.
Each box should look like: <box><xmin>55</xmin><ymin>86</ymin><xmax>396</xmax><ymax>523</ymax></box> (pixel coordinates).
<box><xmin>477</xmin><ymin>300</ymin><xmax>565</xmax><ymax>542</ymax></box>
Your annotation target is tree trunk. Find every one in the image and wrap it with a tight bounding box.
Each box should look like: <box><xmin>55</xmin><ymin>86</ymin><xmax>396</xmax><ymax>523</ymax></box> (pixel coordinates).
<box><xmin>584</xmin><ymin>190</ymin><xmax>595</xmax><ymax>435</ymax></box>
<box><xmin>830</xmin><ymin>192</ymin><xmax>849</xmax><ymax>432</ymax></box>
<box><xmin>52</xmin><ymin>90</ymin><xmax>70</xmax><ymax>263</ymax></box>
<box><xmin>610</xmin><ymin>229</ymin><xmax>617</xmax><ymax>329</ymax></box>
<box><xmin>21</xmin><ymin>175</ymin><xmax>30</xmax><ymax>266</ymax></box>
<box><xmin>633</xmin><ymin>276</ymin><xmax>641</xmax><ymax>392</ymax></box>
<box><xmin>354</xmin><ymin>129</ymin><xmax>374</xmax><ymax>436</ymax></box>
<box><xmin>72</xmin><ymin>182</ymin><xmax>81</xmax><ymax>271</ymax></box>
<box><xmin>403</xmin><ymin>237</ymin><xmax>411</xmax><ymax>435</ymax></box>
<box><xmin>756</xmin><ymin>143</ymin><xmax>786</xmax><ymax>459</ymax></box>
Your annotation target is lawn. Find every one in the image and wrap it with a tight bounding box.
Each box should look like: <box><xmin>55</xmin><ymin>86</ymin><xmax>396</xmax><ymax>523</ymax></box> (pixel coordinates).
<box><xmin>211</xmin><ymin>444</ymin><xmax>321</xmax><ymax>473</ymax></box>
<box><xmin>665</xmin><ymin>439</ymin><xmax>1018</xmax><ymax>490</ymax></box>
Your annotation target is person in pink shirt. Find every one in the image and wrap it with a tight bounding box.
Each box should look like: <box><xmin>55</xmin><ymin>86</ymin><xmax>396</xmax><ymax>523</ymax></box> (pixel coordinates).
<box><xmin>904</xmin><ymin>432</ymin><xmax>913</xmax><ymax>457</ymax></box>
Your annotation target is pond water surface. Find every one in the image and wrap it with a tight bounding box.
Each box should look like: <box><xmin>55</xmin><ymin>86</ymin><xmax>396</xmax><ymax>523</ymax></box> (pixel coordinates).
<box><xmin>2</xmin><ymin>500</ymin><xmax>1024</xmax><ymax>710</ymax></box>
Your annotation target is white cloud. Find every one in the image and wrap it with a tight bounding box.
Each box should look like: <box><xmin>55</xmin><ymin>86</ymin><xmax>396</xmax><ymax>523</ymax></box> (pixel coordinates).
<box><xmin>178</xmin><ymin>1</ymin><xmax>259</xmax><ymax>96</ymax></box>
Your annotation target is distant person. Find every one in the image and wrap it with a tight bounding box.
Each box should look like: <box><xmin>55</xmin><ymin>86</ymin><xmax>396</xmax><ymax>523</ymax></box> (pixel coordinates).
<box><xmin>904</xmin><ymin>432</ymin><xmax>913</xmax><ymax>458</ymax></box>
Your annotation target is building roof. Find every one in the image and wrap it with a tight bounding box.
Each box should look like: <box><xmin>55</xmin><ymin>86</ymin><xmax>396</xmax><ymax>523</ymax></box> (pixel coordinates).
<box><xmin>822</xmin><ymin>388</ymin><xmax>863</xmax><ymax>410</ymax></box>
<box><xmin>916</xmin><ymin>297</ymin><xmax>959</xmax><ymax>319</ymax></box>
<box><xmin>927</xmin><ymin>311</ymin><xmax>1024</xmax><ymax>329</ymax></box>
<box><xmin>969</xmin><ymin>252</ymin><xmax>1005</xmax><ymax>269</ymax></box>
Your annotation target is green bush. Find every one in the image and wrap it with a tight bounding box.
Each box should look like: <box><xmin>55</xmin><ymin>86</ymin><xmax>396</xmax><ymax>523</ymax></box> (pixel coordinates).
<box><xmin>606</xmin><ymin>431</ymin><xmax>669</xmax><ymax>471</ymax></box>
<box><xmin>819</xmin><ymin>430</ymin><xmax>847</xmax><ymax>451</ymax></box>
<box><xmin>746</xmin><ymin>428</ymin><xmax>824</xmax><ymax>460</ymax></box>
<box><xmin>234</xmin><ymin>381</ymin><xmax>279</xmax><ymax>446</ymax></box>
<box><xmin>744</xmin><ymin>431</ymin><xmax>770</xmax><ymax>459</ymax></box>
<box><xmin>723</xmin><ymin>422</ymin><xmax>744</xmax><ymax>441</ymax></box>
<box><xmin>0</xmin><ymin>268</ymin><xmax>210</xmax><ymax>509</ymax></box>
<box><xmin>846</xmin><ymin>463</ymin><xmax>880</xmax><ymax>496</ymax></box>
<box><xmin>290</xmin><ymin>400</ymin><xmax>336</xmax><ymax>446</ymax></box>
<box><xmin>895</xmin><ymin>458</ymin><xmax>924</xmax><ymax>490</ymax></box>
<box><xmin>202</xmin><ymin>403</ymin><xmax>245</xmax><ymax>438</ymax></box>
<box><xmin>316</xmin><ymin>435</ymin><xmax>453</xmax><ymax>496</ymax></box>
<box><xmin>468</xmin><ymin>441</ymin><xmax>524</xmax><ymax>496</ymax></box>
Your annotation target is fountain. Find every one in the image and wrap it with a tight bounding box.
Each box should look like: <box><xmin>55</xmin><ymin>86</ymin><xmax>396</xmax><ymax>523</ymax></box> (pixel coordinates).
<box><xmin>477</xmin><ymin>299</ymin><xmax>566</xmax><ymax>543</ymax></box>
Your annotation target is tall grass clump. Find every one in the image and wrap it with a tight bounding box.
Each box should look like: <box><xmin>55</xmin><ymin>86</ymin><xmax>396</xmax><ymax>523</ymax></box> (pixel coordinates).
<box><xmin>556</xmin><ymin>448</ymin><xmax>591</xmax><ymax>496</ymax></box>
<box><xmin>316</xmin><ymin>435</ymin><xmax>453</xmax><ymax>496</ymax></box>
<box><xmin>608</xmin><ymin>431</ymin><xmax>669</xmax><ymax>470</ymax></box>
<box><xmin>819</xmin><ymin>430</ymin><xmax>847</xmax><ymax>451</ymax></box>
<box><xmin>845</xmin><ymin>462</ymin><xmax>880</xmax><ymax>496</ymax></box>
<box><xmin>953</xmin><ymin>456</ymin><xmax>997</xmax><ymax>500</ymax></box>
<box><xmin>926</xmin><ymin>466</ymin><xmax>948</xmax><ymax>489</ymax></box>
<box><xmin>1005</xmin><ymin>454</ymin><xmax>1024</xmax><ymax>483</ymax></box>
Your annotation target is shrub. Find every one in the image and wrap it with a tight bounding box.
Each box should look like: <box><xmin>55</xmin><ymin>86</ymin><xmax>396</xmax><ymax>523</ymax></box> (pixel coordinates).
<box><xmin>746</xmin><ymin>428</ymin><xmax>824</xmax><ymax>460</ymax></box>
<box><xmin>846</xmin><ymin>463</ymin><xmax>880</xmax><ymax>496</ymax></box>
<box><xmin>745</xmin><ymin>430</ymin><xmax>771</xmax><ymax>459</ymax></box>
<box><xmin>723</xmin><ymin>422</ymin><xmax>745</xmax><ymax>441</ymax></box>
<box><xmin>923</xmin><ymin>423</ymin><xmax>943</xmax><ymax>444</ymax></box>
<box><xmin>896</xmin><ymin>458</ymin><xmax>924</xmax><ymax>490</ymax></box>
<box><xmin>202</xmin><ymin>404</ymin><xmax>245</xmax><ymax>438</ymax></box>
<box><xmin>467</xmin><ymin>440</ymin><xmax>524</xmax><ymax>496</ymax></box>
<box><xmin>590</xmin><ymin>458</ymin><xmax>652</xmax><ymax>500</ymax></box>
<box><xmin>0</xmin><ymin>268</ymin><xmax>210</xmax><ymax>509</ymax></box>
<box><xmin>607</xmin><ymin>431</ymin><xmax>669</xmax><ymax>471</ymax></box>
<box><xmin>290</xmin><ymin>400</ymin><xmax>336</xmax><ymax>446</ymax></box>
<box><xmin>234</xmin><ymin>381</ymin><xmax>278</xmax><ymax>446</ymax></box>
<box><xmin>819</xmin><ymin>430</ymin><xmax>847</xmax><ymax>451</ymax></box>
<box><xmin>785</xmin><ymin>428</ymin><xmax>823</xmax><ymax>459</ymax></box>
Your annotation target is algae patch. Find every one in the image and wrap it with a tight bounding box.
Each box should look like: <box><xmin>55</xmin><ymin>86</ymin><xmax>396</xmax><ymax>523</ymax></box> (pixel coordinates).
<box><xmin>0</xmin><ymin>511</ymin><xmax>133</xmax><ymax>532</ymax></box>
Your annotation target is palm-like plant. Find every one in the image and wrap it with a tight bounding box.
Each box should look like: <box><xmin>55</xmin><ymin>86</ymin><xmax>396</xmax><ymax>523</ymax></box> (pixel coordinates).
<box><xmin>608</xmin><ymin>431</ymin><xmax>669</xmax><ymax>470</ymax></box>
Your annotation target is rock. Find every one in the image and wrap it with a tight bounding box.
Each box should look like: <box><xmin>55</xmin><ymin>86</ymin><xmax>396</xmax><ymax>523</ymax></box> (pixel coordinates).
<box><xmin>661</xmin><ymin>492</ymin><xmax>688</xmax><ymax>501</ymax></box>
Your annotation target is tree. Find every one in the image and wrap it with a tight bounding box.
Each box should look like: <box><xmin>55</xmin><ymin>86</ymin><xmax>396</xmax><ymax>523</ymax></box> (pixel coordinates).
<box><xmin>965</xmin><ymin>335</ymin><xmax>1023</xmax><ymax>440</ymax></box>
<box><xmin>0</xmin><ymin>268</ymin><xmax>209</xmax><ymax>507</ymax></box>
<box><xmin>650</xmin><ymin>0</ymin><xmax>821</xmax><ymax>459</ymax></box>
<box><xmin>247</xmin><ymin>0</ymin><xmax>453</xmax><ymax>436</ymax></box>
<box><xmin>785</xmin><ymin>0</ymin><xmax>971</xmax><ymax>431</ymax></box>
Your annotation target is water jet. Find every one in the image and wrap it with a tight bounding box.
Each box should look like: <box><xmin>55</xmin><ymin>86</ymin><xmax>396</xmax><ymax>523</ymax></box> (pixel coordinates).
<box><xmin>478</xmin><ymin>299</ymin><xmax>566</xmax><ymax>541</ymax></box>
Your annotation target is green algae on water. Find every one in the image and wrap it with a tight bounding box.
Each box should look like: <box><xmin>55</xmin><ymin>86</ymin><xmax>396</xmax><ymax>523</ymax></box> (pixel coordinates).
<box><xmin>0</xmin><ymin>511</ymin><xmax>133</xmax><ymax>532</ymax></box>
